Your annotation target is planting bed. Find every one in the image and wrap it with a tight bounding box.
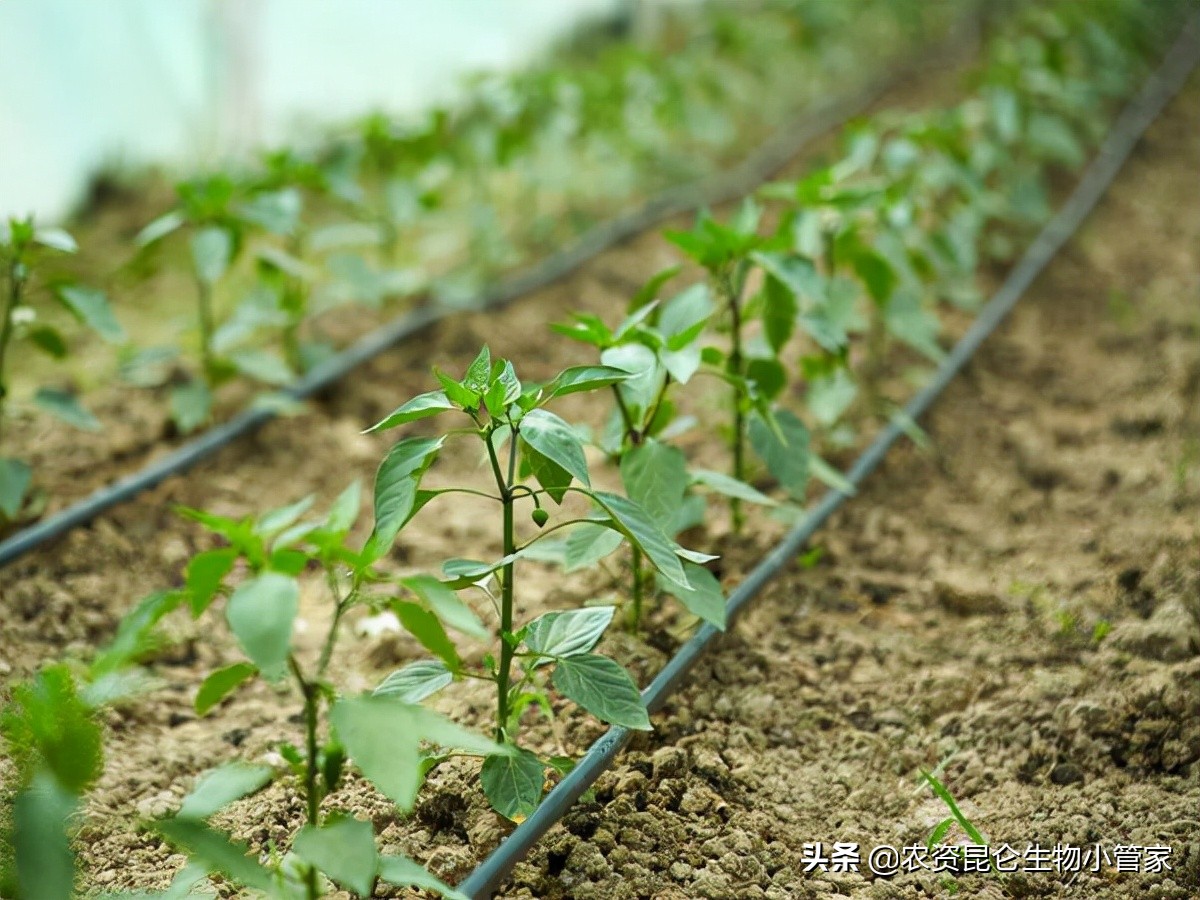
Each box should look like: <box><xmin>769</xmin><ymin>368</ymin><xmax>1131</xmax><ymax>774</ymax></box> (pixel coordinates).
<box><xmin>2</xmin><ymin>10</ymin><xmax>1198</xmax><ymax>900</ymax></box>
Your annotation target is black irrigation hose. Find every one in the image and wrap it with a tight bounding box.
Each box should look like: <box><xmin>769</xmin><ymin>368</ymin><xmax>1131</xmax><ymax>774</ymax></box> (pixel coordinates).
<box><xmin>0</xmin><ymin>23</ymin><xmax>985</xmax><ymax>571</ymax></box>
<box><xmin>456</xmin><ymin>16</ymin><xmax>1200</xmax><ymax>900</ymax></box>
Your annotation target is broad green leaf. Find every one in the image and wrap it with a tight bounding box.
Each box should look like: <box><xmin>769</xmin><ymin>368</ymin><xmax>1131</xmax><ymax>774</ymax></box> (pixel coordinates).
<box><xmin>746</xmin><ymin>357</ymin><xmax>786</xmax><ymax>401</ymax></box>
<box><xmin>224</xmin><ymin>573</ymin><xmax>298</xmax><ymax>682</ymax></box>
<box><xmin>519</xmin><ymin>409</ymin><xmax>590</xmax><ymax>487</ymax></box>
<box><xmin>135</xmin><ymin>210</ymin><xmax>186</xmax><ymax>247</ymax></box>
<box><xmin>523</xmin><ymin>607</ymin><xmax>615</xmax><ymax>659</ymax></box>
<box><xmin>601</xmin><ymin>343</ymin><xmax>661</xmax><ymax>416</ymax></box>
<box><xmin>194</xmin><ymin>663</ymin><xmax>258</xmax><ymax>715</ymax></box>
<box><xmin>885</xmin><ymin>289</ymin><xmax>944</xmax><ymax>362</ymax></box>
<box><xmin>330</xmin><ymin>696</ymin><xmax>503</xmax><ymax>810</ymax></box>
<box><xmin>324</xmin><ymin>480</ymin><xmax>361</xmax><ymax>533</ymax></box>
<box><xmin>191</xmin><ymin>227</ymin><xmax>233</xmax><ymax>286</ymax></box>
<box><xmin>185</xmin><ymin>548</ymin><xmax>237</xmax><ymax>616</ymax></box>
<box><xmin>33</xmin><ymin>388</ymin><xmax>100</xmax><ymax>432</ymax></box>
<box><xmin>435</xmin><ymin>368</ymin><xmax>479</xmax><ymax>409</ymax></box>
<box><xmin>0</xmin><ymin>456</ymin><xmax>33</xmax><ymax>519</ymax></box>
<box><xmin>391</xmin><ymin>601</ymin><xmax>461</xmax><ymax>673</ymax></box>
<box><xmin>749</xmin><ymin>409</ymin><xmax>810</xmax><ymax>499</ymax></box>
<box><xmin>628</xmin><ymin>266</ymin><xmax>681</xmax><ymax>312</ymax></box>
<box><xmin>850</xmin><ymin>245</ymin><xmax>895</xmax><ymax>306</ymax></box>
<box><xmin>227</xmin><ymin>348</ymin><xmax>294</xmax><ymax>386</ymax></box>
<box><xmin>1027</xmin><ymin>112</ymin><xmax>1084</xmax><ymax>168</ymax></box>
<box><xmin>689</xmin><ymin>469</ymin><xmax>776</xmax><ymax>506</ymax></box>
<box><xmin>293</xmin><ymin>815</ymin><xmax>378</xmax><ymax>897</ymax></box>
<box><xmin>658</xmin><ymin>283</ymin><xmax>712</xmax><ymax>350</ymax></box>
<box><xmin>660</xmin><ymin>563</ymin><xmax>726</xmax><ymax>629</ymax></box>
<box><xmin>32</xmin><ymin>227</ymin><xmax>78</xmax><ymax>253</ymax></box>
<box><xmin>374</xmin><ymin>660</ymin><xmax>453</xmax><ymax>703</ymax></box>
<box><xmin>761</xmin><ymin>275</ymin><xmax>797</xmax><ymax>354</ymax></box>
<box><xmin>660</xmin><ymin>344</ymin><xmax>701</xmax><ymax>384</ymax></box>
<box><xmin>808</xmin><ymin>368</ymin><xmax>858</xmax><ymax>427</ymax></box>
<box><xmin>589</xmin><ymin>491</ymin><xmax>687</xmax><ymax>588</ymax></box>
<box><xmin>255</xmin><ymin>495</ymin><xmax>315</xmax><ymax>536</ymax></box>
<box><xmin>480</xmin><ymin>748</ymin><xmax>544</xmax><ymax>822</ymax></box>
<box><xmin>371</xmin><ymin>436</ymin><xmax>444</xmax><ymax>552</ymax></box>
<box><xmin>522</xmin><ymin>441</ymin><xmax>572</xmax><ymax>505</ymax></box>
<box><xmin>461</xmin><ymin>346</ymin><xmax>492</xmax><ymax>395</ymax></box>
<box><xmin>29</xmin><ymin>326</ymin><xmax>67</xmax><ymax>359</ymax></box>
<box><xmin>401</xmin><ymin>574</ymin><xmax>487</xmax><ymax>639</ymax></box>
<box><xmin>619</xmin><ymin>440</ymin><xmax>687</xmax><ymax>524</ymax></box>
<box><xmin>93</xmin><ymin>590</ymin><xmax>185</xmax><ymax>676</ymax></box>
<box><xmin>5</xmin><ymin>666</ymin><xmax>103</xmax><ymax>793</ymax></box>
<box><xmin>152</xmin><ymin>820</ymin><xmax>275</xmax><ymax>893</ymax></box>
<box><xmin>810</xmin><ymin>455</ymin><xmax>855</xmax><ymax>495</ymax></box>
<box><xmin>551</xmin><ymin>654</ymin><xmax>650</xmax><ymax>730</ymax></box>
<box><xmin>170</xmin><ymin>381</ymin><xmax>212</xmax><ymax>434</ymax></box>
<box><xmin>56</xmin><ymin>285</ymin><xmax>125</xmax><ymax>343</ymax></box>
<box><xmin>377</xmin><ymin>854</ymin><xmax>468</xmax><ymax>900</ymax></box>
<box><xmin>236</xmin><ymin>188</ymin><xmax>301</xmax><ymax>236</ymax></box>
<box><xmin>14</xmin><ymin>773</ymin><xmax>77</xmax><ymax>900</ymax></box>
<box><xmin>563</xmin><ymin>522</ymin><xmax>624</xmax><ymax>572</ymax></box>
<box><xmin>177</xmin><ymin>762</ymin><xmax>273</xmax><ymax>820</ymax></box>
<box><xmin>366</xmin><ymin>390</ymin><xmax>456</xmax><ymax>432</ymax></box>
<box><xmin>543</xmin><ymin>366</ymin><xmax>631</xmax><ymax>400</ymax></box>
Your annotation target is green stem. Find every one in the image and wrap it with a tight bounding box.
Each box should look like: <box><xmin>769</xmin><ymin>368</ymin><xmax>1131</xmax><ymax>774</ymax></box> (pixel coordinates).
<box><xmin>288</xmin><ymin>656</ymin><xmax>322</xmax><ymax>829</ymax></box>
<box><xmin>0</xmin><ymin>255</ymin><xmax>23</xmax><ymax>444</ymax></box>
<box><xmin>196</xmin><ymin>278</ymin><xmax>216</xmax><ymax>384</ymax></box>
<box><xmin>723</xmin><ymin>270</ymin><xmax>746</xmax><ymax>533</ymax></box>
<box><xmin>627</xmin><ymin>546</ymin><xmax>644</xmax><ymax>633</ymax></box>
<box><xmin>485</xmin><ymin>428</ymin><xmax>516</xmax><ymax>742</ymax></box>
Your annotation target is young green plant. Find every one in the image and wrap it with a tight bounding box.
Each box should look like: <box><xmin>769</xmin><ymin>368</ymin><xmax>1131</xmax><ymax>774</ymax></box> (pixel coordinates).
<box><xmin>365</xmin><ymin>345</ymin><xmax>720</xmax><ymax>818</ymax></box>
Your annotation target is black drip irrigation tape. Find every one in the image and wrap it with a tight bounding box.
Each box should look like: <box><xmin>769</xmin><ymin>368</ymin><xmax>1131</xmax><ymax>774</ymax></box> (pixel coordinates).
<box><xmin>0</xmin><ymin>19</ymin><xmax>986</xmax><ymax>571</ymax></box>
<box><xmin>455</xmin><ymin>16</ymin><xmax>1200</xmax><ymax>900</ymax></box>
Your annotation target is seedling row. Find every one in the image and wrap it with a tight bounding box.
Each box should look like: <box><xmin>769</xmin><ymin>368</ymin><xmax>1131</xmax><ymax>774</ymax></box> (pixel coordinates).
<box><xmin>2</xmin><ymin>0</ymin><xmax>1192</xmax><ymax>897</ymax></box>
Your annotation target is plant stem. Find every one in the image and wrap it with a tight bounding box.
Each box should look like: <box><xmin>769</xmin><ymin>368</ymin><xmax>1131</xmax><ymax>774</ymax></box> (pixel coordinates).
<box><xmin>0</xmin><ymin>255</ymin><xmax>23</xmax><ymax>444</ymax></box>
<box><xmin>196</xmin><ymin>278</ymin><xmax>216</xmax><ymax>384</ymax></box>
<box><xmin>723</xmin><ymin>270</ymin><xmax>746</xmax><ymax>533</ymax></box>
<box><xmin>485</xmin><ymin>428</ymin><xmax>516</xmax><ymax>742</ymax></box>
<box><xmin>627</xmin><ymin>546</ymin><xmax>644</xmax><ymax>633</ymax></box>
<box><xmin>288</xmin><ymin>656</ymin><xmax>322</xmax><ymax>828</ymax></box>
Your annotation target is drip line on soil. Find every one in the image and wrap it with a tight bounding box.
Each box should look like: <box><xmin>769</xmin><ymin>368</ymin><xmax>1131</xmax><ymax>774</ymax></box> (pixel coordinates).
<box><xmin>0</xmin><ymin>18</ymin><xmax>987</xmax><ymax>570</ymax></box>
<box><xmin>455</xmin><ymin>16</ymin><xmax>1200</xmax><ymax>900</ymax></box>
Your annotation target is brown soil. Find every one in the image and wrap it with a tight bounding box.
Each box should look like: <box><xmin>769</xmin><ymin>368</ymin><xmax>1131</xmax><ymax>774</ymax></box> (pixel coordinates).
<box><xmin>1</xmin><ymin>44</ymin><xmax>1197</xmax><ymax>900</ymax></box>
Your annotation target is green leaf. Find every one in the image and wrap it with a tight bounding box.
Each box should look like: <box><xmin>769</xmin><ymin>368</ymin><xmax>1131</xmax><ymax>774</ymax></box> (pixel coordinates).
<box><xmin>177</xmin><ymin>762</ymin><xmax>273</xmax><ymax>820</ymax></box>
<box><xmin>33</xmin><ymin>227</ymin><xmax>78</xmax><ymax>253</ymax></box>
<box><xmin>523</xmin><ymin>607</ymin><xmax>615</xmax><ymax>658</ymax></box>
<box><xmin>619</xmin><ymin>440</ymin><xmax>687</xmax><ymax>524</ymax></box>
<box><xmin>92</xmin><ymin>590</ymin><xmax>185</xmax><ymax>677</ymax></box>
<box><xmin>371</xmin><ymin>436</ymin><xmax>444</xmax><ymax>552</ymax></box>
<box><xmin>660</xmin><ymin>563</ymin><xmax>726</xmax><ymax>629</ymax></box>
<box><xmin>224</xmin><ymin>573</ymin><xmax>298</xmax><ymax>682</ymax></box>
<box><xmin>366</xmin><ymin>390</ymin><xmax>456</xmax><ymax>432</ymax></box>
<box><xmin>293</xmin><ymin>815</ymin><xmax>378</xmax><ymax>897</ymax></box>
<box><xmin>391</xmin><ymin>601</ymin><xmax>461</xmax><ymax>673</ymax></box>
<box><xmin>543</xmin><ymin>366</ymin><xmax>631</xmax><ymax>400</ymax></box>
<box><xmin>808</xmin><ymin>368</ymin><xmax>858</xmax><ymax>427</ymax></box>
<box><xmin>56</xmin><ymin>285</ymin><xmax>125</xmax><ymax>343</ymax></box>
<box><xmin>480</xmin><ymin>748</ymin><xmax>544</xmax><ymax>821</ymax></box>
<box><xmin>33</xmin><ymin>388</ymin><xmax>101</xmax><ymax>432</ymax></box>
<box><xmin>519</xmin><ymin>409</ymin><xmax>590</xmax><ymax>487</ymax></box>
<box><xmin>551</xmin><ymin>654</ymin><xmax>650</xmax><ymax>730</ymax></box>
<box><xmin>658</xmin><ymin>283</ymin><xmax>712</xmax><ymax>350</ymax></box>
<box><xmin>5</xmin><ymin>666</ymin><xmax>104</xmax><ymax>792</ymax></box>
<box><xmin>746</xmin><ymin>357</ymin><xmax>786</xmax><ymax>401</ymax></box>
<box><xmin>601</xmin><ymin>343</ymin><xmax>661</xmax><ymax>416</ymax></box>
<box><xmin>401</xmin><ymin>574</ymin><xmax>487</xmax><ymax>639</ymax></box>
<box><xmin>589</xmin><ymin>491</ymin><xmax>687</xmax><ymax>588</ymax></box>
<box><xmin>374</xmin><ymin>660</ymin><xmax>453</xmax><ymax>703</ymax></box>
<box><xmin>227</xmin><ymin>348</ymin><xmax>294</xmax><ymax>386</ymax></box>
<box><xmin>628</xmin><ymin>266</ymin><xmax>681</xmax><ymax>312</ymax></box>
<box><xmin>14</xmin><ymin>773</ymin><xmax>77</xmax><ymax>900</ymax></box>
<box><xmin>749</xmin><ymin>408</ymin><xmax>810</xmax><ymax>499</ymax></box>
<box><xmin>255</xmin><ymin>495</ymin><xmax>315</xmax><ymax>536</ymax></box>
<box><xmin>152</xmin><ymin>819</ymin><xmax>275</xmax><ymax>893</ymax></box>
<box><xmin>185</xmin><ymin>548</ymin><xmax>237</xmax><ymax>616</ymax></box>
<box><xmin>28</xmin><ymin>326</ymin><xmax>68</xmax><ymax>359</ymax></box>
<box><xmin>435</xmin><ymin>368</ymin><xmax>479</xmax><ymax>409</ymax></box>
<box><xmin>761</xmin><ymin>275</ymin><xmax>797</xmax><ymax>355</ymax></box>
<box><xmin>810</xmin><ymin>455</ymin><xmax>855</xmax><ymax>495</ymax></box>
<box><xmin>377</xmin><ymin>854</ymin><xmax>468</xmax><ymax>900</ymax></box>
<box><xmin>330</xmin><ymin>695</ymin><xmax>505</xmax><ymax>810</ymax></box>
<box><xmin>850</xmin><ymin>245</ymin><xmax>895</xmax><ymax>305</ymax></box>
<box><xmin>170</xmin><ymin>381</ymin><xmax>213</xmax><ymax>434</ymax></box>
<box><xmin>194</xmin><ymin>663</ymin><xmax>258</xmax><ymax>715</ymax></box>
<box><xmin>522</xmin><ymin>441</ymin><xmax>572</xmax><ymax>505</ymax></box>
<box><xmin>135</xmin><ymin>210</ymin><xmax>186</xmax><ymax>247</ymax></box>
<box><xmin>323</xmin><ymin>480</ymin><xmax>361</xmax><ymax>533</ymax></box>
<box><xmin>0</xmin><ymin>456</ymin><xmax>32</xmax><ymax>519</ymax></box>
<box><xmin>191</xmin><ymin>227</ymin><xmax>233</xmax><ymax>286</ymax></box>
<box><xmin>462</xmin><ymin>346</ymin><xmax>492</xmax><ymax>395</ymax></box>
<box><xmin>563</xmin><ymin>522</ymin><xmax>624</xmax><ymax>572</ymax></box>
<box><xmin>885</xmin><ymin>289</ymin><xmax>944</xmax><ymax>362</ymax></box>
<box><xmin>689</xmin><ymin>469</ymin><xmax>776</xmax><ymax>506</ymax></box>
